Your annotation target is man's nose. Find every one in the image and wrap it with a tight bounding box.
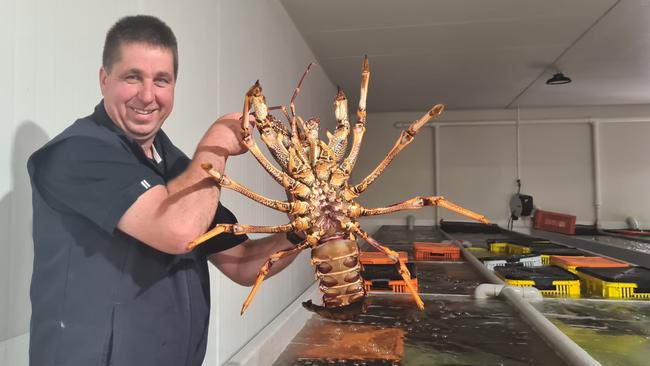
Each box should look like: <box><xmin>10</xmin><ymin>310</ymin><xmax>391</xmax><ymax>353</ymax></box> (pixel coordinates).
<box><xmin>138</xmin><ymin>81</ymin><xmax>155</xmax><ymax>103</ymax></box>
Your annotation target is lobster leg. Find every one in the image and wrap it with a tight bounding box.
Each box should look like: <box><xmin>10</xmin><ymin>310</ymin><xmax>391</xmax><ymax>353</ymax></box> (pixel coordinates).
<box><xmin>241</xmin><ymin>241</ymin><xmax>311</xmax><ymax>315</ymax></box>
<box><xmin>336</xmin><ymin>57</ymin><xmax>370</xmax><ymax>181</ymax></box>
<box><xmin>187</xmin><ymin>223</ymin><xmax>295</xmax><ymax>250</ymax></box>
<box><xmin>353</xmin><ymin>227</ymin><xmax>424</xmax><ymax>310</ymax></box>
<box><xmin>242</xmin><ymin>83</ymin><xmax>311</xmax><ymax>196</ymax></box>
<box><xmin>356</xmin><ymin>196</ymin><xmax>490</xmax><ymax>224</ymax></box>
<box><xmin>328</xmin><ymin>87</ymin><xmax>350</xmax><ymax>163</ymax></box>
<box><xmin>344</xmin><ymin>104</ymin><xmax>444</xmax><ymax>200</ymax></box>
<box><xmin>201</xmin><ymin>163</ymin><xmax>308</xmax><ymax>215</ymax></box>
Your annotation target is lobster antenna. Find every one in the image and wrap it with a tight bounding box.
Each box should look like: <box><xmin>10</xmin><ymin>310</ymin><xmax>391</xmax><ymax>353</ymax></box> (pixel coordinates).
<box><xmin>289</xmin><ymin>62</ymin><xmax>317</xmax><ymax>118</ymax></box>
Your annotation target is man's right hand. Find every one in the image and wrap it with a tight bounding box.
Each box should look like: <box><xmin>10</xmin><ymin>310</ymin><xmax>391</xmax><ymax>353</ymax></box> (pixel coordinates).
<box><xmin>199</xmin><ymin>112</ymin><xmax>252</xmax><ymax>157</ymax></box>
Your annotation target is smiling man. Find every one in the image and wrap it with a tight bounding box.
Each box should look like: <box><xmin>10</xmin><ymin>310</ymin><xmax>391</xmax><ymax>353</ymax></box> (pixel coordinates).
<box><xmin>27</xmin><ymin>15</ymin><xmax>300</xmax><ymax>366</ymax></box>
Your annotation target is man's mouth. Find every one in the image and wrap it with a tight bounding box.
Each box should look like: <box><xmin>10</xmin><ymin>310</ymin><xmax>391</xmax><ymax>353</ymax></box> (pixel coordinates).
<box><xmin>131</xmin><ymin>107</ymin><xmax>155</xmax><ymax>115</ymax></box>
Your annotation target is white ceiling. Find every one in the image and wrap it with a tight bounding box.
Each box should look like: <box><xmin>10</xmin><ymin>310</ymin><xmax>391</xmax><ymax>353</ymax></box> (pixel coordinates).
<box><xmin>280</xmin><ymin>0</ymin><xmax>650</xmax><ymax>112</ymax></box>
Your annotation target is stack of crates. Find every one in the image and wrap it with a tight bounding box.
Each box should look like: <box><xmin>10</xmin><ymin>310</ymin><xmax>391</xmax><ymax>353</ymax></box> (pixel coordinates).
<box><xmin>488</xmin><ymin>238</ymin><xmax>586</xmax><ymax>265</ymax></box>
<box><xmin>466</xmin><ymin>247</ymin><xmax>492</xmax><ymax>259</ymax></box>
<box><xmin>528</xmin><ymin>246</ymin><xmax>587</xmax><ymax>265</ymax></box>
<box><xmin>359</xmin><ymin>251</ymin><xmax>417</xmax><ymax>293</ymax></box>
<box><xmin>413</xmin><ymin>242</ymin><xmax>461</xmax><ymax>261</ymax></box>
<box><xmin>481</xmin><ymin>238</ymin><xmax>543</xmax><ymax>270</ymax></box>
<box><xmin>486</xmin><ymin>237</ymin><xmax>553</xmax><ymax>254</ymax></box>
<box><xmin>550</xmin><ymin>256</ymin><xmax>629</xmax><ymax>274</ymax></box>
<box><xmin>576</xmin><ymin>266</ymin><xmax>650</xmax><ymax>300</ymax></box>
<box><xmin>480</xmin><ymin>253</ymin><xmax>543</xmax><ymax>270</ymax></box>
<box><xmin>494</xmin><ymin>265</ymin><xmax>581</xmax><ymax>297</ymax></box>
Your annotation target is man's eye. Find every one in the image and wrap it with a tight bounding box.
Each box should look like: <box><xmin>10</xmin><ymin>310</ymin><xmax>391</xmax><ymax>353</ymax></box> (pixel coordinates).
<box><xmin>154</xmin><ymin>78</ymin><xmax>170</xmax><ymax>87</ymax></box>
<box><xmin>125</xmin><ymin>75</ymin><xmax>140</xmax><ymax>82</ymax></box>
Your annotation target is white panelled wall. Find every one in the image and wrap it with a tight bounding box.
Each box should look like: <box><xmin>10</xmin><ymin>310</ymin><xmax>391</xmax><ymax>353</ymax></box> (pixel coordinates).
<box><xmin>1</xmin><ymin>0</ymin><xmax>333</xmax><ymax>365</ymax></box>
<box><xmin>354</xmin><ymin>105</ymin><xmax>650</xmax><ymax>234</ymax></box>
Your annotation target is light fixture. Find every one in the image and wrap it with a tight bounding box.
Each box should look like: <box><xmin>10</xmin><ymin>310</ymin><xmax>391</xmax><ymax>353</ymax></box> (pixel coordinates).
<box><xmin>546</xmin><ymin>72</ymin><xmax>572</xmax><ymax>85</ymax></box>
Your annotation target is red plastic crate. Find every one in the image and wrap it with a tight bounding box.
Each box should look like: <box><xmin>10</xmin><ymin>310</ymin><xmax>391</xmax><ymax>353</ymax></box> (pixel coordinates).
<box><xmin>359</xmin><ymin>251</ymin><xmax>408</xmax><ymax>265</ymax></box>
<box><xmin>533</xmin><ymin>209</ymin><xmax>577</xmax><ymax>235</ymax></box>
<box><xmin>413</xmin><ymin>242</ymin><xmax>461</xmax><ymax>261</ymax></box>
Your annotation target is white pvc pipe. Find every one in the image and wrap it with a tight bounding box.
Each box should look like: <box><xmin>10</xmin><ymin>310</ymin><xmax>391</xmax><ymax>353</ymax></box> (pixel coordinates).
<box><xmin>515</xmin><ymin>107</ymin><xmax>521</xmax><ymax>181</ymax></box>
<box><xmin>474</xmin><ymin>284</ymin><xmax>543</xmax><ymax>301</ymax></box>
<box><xmin>434</xmin><ymin>124</ymin><xmax>440</xmax><ymax>224</ymax></box>
<box><xmin>499</xmin><ymin>287</ymin><xmax>601</xmax><ymax>366</ymax></box>
<box><xmin>448</xmin><ymin>237</ymin><xmax>601</xmax><ymax>366</ymax></box>
<box><xmin>590</xmin><ymin>120</ymin><xmax>602</xmax><ymax>228</ymax></box>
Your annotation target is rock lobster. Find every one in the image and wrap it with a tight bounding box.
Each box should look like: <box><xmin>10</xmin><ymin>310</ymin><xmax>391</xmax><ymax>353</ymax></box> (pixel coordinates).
<box><xmin>188</xmin><ymin>57</ymin><xmax>490</xmax><ymax>320</ymax></box>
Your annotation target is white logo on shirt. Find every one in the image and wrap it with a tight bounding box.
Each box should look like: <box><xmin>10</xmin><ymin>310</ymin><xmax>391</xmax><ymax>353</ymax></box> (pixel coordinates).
<box><xmin>140</xmin><ymin>179</ymin><xmax>151</xmax><ymax>189</ymax></box>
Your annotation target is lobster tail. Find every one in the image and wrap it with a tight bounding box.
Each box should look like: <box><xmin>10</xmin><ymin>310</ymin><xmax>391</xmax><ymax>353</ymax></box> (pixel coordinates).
<box><xmin>302</xmin><ymin>299</ymin><xmax>367</xmax><ymax>320</ymax></box>
<box><xmin>311</xmin><ymin>238</ymin><xmax>366</xmax><ymax>309</ymax></box>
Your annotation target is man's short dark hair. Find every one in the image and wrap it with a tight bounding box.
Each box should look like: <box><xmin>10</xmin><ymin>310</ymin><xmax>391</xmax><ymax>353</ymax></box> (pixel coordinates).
<box><xmin>103</xmin><ymin>15</ymin><xmax>178</xmax><ymax>78</ymax></box>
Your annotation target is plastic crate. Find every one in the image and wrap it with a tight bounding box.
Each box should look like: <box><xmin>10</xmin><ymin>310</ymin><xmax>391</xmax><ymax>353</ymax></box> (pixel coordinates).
<box><xmin>466</xmin><ymin>247</ymin><xmax>492</xmax><ymax>258</ymax></box>
<box><xmin>486</xmin><ymin>237</ymin><xmax>551</xmax><ymax>246</ymax></box>
<box><xmin>439</xmin><ymin>220</ymin><xmax>501</xmax><ymax>233</ymax></box>
<box><xmin>495</xmin><ymin>265</ymin><xmax>580</xmax><ymax>297</ymax></box>
<box><xmin>550</xmin><ymin>255</ymin><xmax>629</xmax><ymax>274</ymax></box>
<box><xmin>413</xmin><ymin>242</ymin><xmax>460</xmax><ymax>261</ymax></box>
<box><xmin>480</xmin><ymin>253</ymin><xmax>543</xmax><ymax>270</ymax></box>
<box><xmin>531</xmin><ymin>247</ymin><xmax>587</xmax><ymax>265</ymax></box>
<box><xmin>359</xmin><ymin>251</ymin><xmax>408</xmax><ymax>265</ymax></box>
<box><xmin>361</xmin><ymin>262</ymin><xmax>418</xmax><ymax>294</ymax></box>
<box><xmin>363</xmin><ymin>278</ymin><xmax>419</xmax><ymax>293</ymax></box>
<box><xmin>488</xmin><ymin>242</ymin><xmax>532</xmax><ymax>255</ymax></box>
<box><xmin>533</xmin><ymin>209</ymin><xmax>577</xmax><ymax>235</ymax></box>
<box><xmin>361</xmin><ymin>263</ymin><xmax>416</xmax><ymax>281</ymax></box>
<box><xmin>576</xmin><ymin>267</ymin><xmax>650</xmax><ymax>300</ymax></box>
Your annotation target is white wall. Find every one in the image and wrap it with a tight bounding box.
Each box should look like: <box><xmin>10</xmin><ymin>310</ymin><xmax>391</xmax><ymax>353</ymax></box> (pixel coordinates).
<box><xmin>354</xmin><ymin>105</ymin><xmax>650</xmax><ymax>233</ymax></box>
<box><xmin>0</xmin><ymin>0</ymin><xmax>335</xmax><ymax>365</ymax></box>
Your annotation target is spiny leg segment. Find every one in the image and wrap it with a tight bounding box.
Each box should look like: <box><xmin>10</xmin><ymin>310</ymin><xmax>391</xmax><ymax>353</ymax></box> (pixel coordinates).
<box><xmin>353</xmin><ymin>226</ymin><xmax>424</xmax><ymax>310</ymax></box>
<box><xmin>344</xmin><ymin>104</ymin><xmax>444</xmax><ymax>200</ymax></box>
<box><xmin>334</xmin><ymin>56</ymin><xmax>370</xmax><ymax>184</ymax></box>
<box><xmin>187</xmin><ymin>223</ymin><xmax>295</xmax><ymax>250</ymax></box>
<box><xmin>241</xmin><ymin>240</ymin><xmax>313</xmax><ymax>315</ymax></box>
<box><xmin>356</xmin><ymin>196</ymin><xmax>491</xmax><ymax>224</ymax></box>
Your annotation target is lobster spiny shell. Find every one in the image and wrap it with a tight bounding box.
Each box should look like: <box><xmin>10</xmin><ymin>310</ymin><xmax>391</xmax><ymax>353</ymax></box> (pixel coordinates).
<box><xmin>311</xmin><ymin>238</ymin><xmax>366</xmax><ymax>308</ymax></box>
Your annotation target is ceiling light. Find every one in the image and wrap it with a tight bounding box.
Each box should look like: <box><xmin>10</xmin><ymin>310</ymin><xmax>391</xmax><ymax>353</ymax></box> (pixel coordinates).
<box><xmin>546</xmin><ymin>72</ymin><xmax>572</xmax><ymax>85</ymax></box>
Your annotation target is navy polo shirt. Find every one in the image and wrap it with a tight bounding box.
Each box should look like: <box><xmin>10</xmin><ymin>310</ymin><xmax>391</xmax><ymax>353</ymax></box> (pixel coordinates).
<box><xmin>27</xmin><ymin>101</ymin><xmax>248</xmax><ymax>366</ymax></box>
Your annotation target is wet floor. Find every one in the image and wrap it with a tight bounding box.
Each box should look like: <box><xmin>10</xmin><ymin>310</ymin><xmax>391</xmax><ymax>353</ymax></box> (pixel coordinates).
<box><xmin>273</xmin><ymin>294</ymin><xmax>568</xmax><ymax>366</ymax></box>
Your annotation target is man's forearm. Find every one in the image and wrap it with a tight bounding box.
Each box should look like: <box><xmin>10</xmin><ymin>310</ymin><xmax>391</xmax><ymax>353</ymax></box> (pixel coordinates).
<box><xmin>211</xmin><ymin>233</ymin><xmax>302</xmax><ymax>286</ymax></box>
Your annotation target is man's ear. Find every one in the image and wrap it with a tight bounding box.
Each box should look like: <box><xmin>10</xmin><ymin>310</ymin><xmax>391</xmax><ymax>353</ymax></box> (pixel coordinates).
<box><xmin>99</xmin><ymin>67</ymin><xmax>108</xmax><ymax>95</ymax></box>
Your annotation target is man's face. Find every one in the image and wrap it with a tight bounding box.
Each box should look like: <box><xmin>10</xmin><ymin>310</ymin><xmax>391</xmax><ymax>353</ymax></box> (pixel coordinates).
<box><xmin>100</xmin><ymin>42</ymin><xmax>175</xmax><ymax>145</ymax></box>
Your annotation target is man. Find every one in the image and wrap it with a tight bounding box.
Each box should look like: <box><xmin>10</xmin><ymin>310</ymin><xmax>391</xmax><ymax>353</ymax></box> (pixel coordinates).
<box><xmin>28</xmin><ymin>15</ymin><xmax>301</xmax><ymax>366</ymax></box>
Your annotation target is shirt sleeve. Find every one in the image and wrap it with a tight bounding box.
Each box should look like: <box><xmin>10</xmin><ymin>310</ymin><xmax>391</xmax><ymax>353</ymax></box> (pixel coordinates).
<box><xmin>31</xmin><ymin>136</ymin><xmax>164</xmax><ymax>234</ymax></box>
<box><xmin>197</xmin><ymin>204</ymin><xmax>249</xmax><ymax>256</ymax></box>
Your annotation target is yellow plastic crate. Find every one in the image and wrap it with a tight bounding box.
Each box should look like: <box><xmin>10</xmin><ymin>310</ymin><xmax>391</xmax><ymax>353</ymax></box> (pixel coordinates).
<box><xmin>467</xmin><ymin>247</ymin><xmax>492</xmax><ymax>258</ymax></box>
<box><xmin>488</xmin><ymin>242</ymin><xmax>532</xmax><ymax>255</ymax></box>
<box><xmin>577</xmin><ymin>271</ymin><xmax>650</xmax><ymax>300</ymax></box>
<box><xmin>501</xmin><ymin>278</ymin><xmax>581</xmax><ymax>298</ymax></box>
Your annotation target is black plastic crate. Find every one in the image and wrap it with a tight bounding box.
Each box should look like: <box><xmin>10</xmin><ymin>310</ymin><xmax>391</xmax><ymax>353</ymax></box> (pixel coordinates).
<box><xmin>439</xmin><ymin>220</ymin><xmax>501</xmax><ymax>233</ymax></box>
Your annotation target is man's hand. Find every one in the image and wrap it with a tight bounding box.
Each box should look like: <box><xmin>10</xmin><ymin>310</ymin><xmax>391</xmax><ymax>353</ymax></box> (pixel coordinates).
<box><xmin>198</xmin><ymin>112</ymin><xmax>251</xmax><ymax>157</ymax></box>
